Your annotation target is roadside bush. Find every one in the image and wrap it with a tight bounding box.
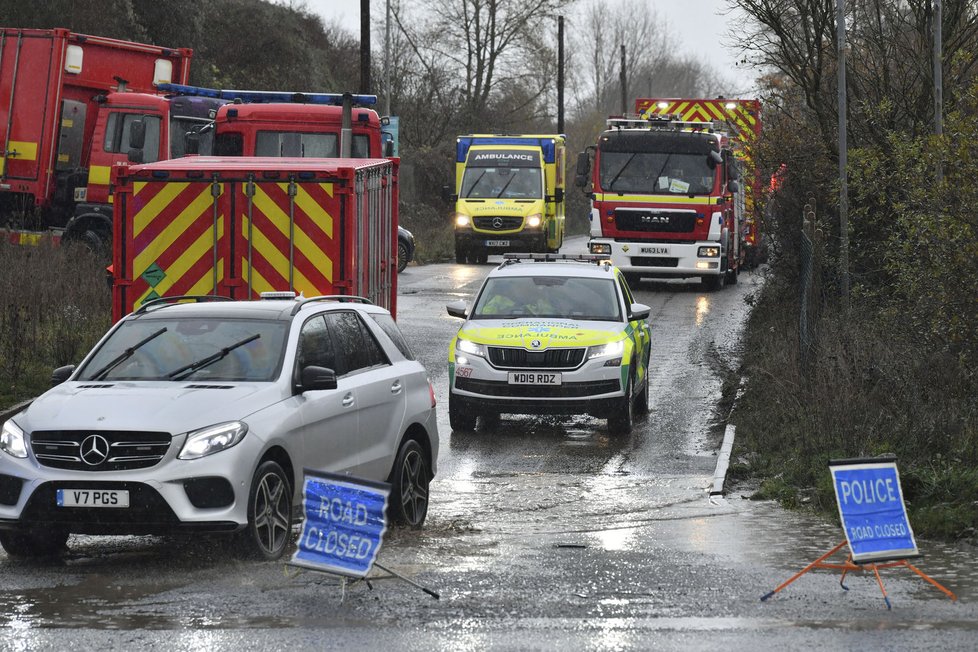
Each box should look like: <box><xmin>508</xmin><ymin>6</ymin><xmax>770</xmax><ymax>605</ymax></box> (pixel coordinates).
<box><xmin>0</xmin><ymin>241</ymin><xmax>111</xmax><ymax>409</ymax></box>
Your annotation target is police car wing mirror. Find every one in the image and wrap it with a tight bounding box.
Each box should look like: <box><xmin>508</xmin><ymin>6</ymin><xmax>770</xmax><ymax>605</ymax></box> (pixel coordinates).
<box><xmin>297</xmin><ymin>365</ymin><xmax>337</xmax><ymax>393</ymax></box>
<box><xmin>628</xmin><ymin>303</ymin><xmax>651</xmax><ymax>322</ymax></box>
<box><xmin>446</xmin><ymin>300</ymin><xmax>468</xmax><ymax>319</ymax></box>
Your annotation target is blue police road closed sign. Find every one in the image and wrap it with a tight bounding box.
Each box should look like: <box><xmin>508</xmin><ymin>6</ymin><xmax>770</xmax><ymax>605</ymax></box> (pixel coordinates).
<box><xmin>830</xmin><ymin>458</ymin><xmax>918</xmax><ymax>563</ymax></box>
<box><xmin>289</xmin><ymin>469</ymin><xmax>390</xmax><ymax>578</ymax></box>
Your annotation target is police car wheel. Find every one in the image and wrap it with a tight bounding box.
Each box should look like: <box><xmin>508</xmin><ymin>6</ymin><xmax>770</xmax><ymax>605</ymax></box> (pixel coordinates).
<box><xmin>635</xmin><ymin>373</ymin><xmax>650</xmax><ymax>416</ymax></box>
<box><xmin>608</xmin><ymin>373</ymin><xmax>634</xmax><ymax>435</ymax></box>
<box><xmin>0</xmin><ymin>528</ymin><xmax>69</xmax><ymax>558</ymax></box>
<box><xmin>449</xmin><ymin>393</ymin><xmax>477</xmax><ymax>431</ymax></box>
<box><xmin>480</xmin><ymin>410</ymin><xmax>501</xmax><ymax>431</ymax></box>
<box><xmin>388</xmin><ymin>439</ymin><xmax>430</xmax><ymax>528</ymax></box>
<box><xmin>240</xmin><ymin>460</ymin><xmax>293</xmax><ymax>560</ymax></box>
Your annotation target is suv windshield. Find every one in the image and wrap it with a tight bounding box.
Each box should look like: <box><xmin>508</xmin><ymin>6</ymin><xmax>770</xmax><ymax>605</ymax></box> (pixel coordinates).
<box><xmin>78</xmin><ymin>318</ymin><xmax>289</xmax><ymax>382</ymax></box>
<box><xmin>473</xmin><ymin>275</ymin><xmax>621</xmax><ymax>321</ymax></box>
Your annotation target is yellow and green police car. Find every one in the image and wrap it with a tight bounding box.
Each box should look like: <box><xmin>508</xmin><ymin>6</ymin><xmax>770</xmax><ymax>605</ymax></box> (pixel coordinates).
<box><xmin>446</xmin><ymin>253</ymin><xmax>652</xmax><ymax>434</ymax></box>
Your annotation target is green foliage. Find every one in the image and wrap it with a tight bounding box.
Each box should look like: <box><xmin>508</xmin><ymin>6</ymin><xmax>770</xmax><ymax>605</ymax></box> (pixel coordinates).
<box><xmin>0</xmin><ymin>243</ymin><xmax>112</xmax><ymax>409</ymax></box>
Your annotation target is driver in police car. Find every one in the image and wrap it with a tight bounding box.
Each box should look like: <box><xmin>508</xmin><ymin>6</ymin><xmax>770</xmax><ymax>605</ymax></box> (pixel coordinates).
<box><xmin>480</xmin><ymin>279</ymin><xmax>555</xmax><ymax>316</ymax></box>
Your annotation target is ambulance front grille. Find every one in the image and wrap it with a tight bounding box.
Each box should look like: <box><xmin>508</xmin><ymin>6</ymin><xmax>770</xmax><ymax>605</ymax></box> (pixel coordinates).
<box><xmin>487</xmin><ymin>347</ymin><xmax>585</xmax><ymax>369</ymax></box>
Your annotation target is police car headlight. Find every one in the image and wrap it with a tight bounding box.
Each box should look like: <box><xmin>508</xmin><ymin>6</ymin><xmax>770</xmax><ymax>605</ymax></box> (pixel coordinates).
<box><xmin>456</xmin><ymin>338</ymin><xmax>486</xmax><ymax>358</ymax></box>
<box><xmin>526</xmin><ymin>214</ymin><xmax>542</xmax><ymax>228</ymax></box>
<box><xmin>587</xmin><ymin>339</ymin><xmax>625</xmax><ymax>360</ymax></box>
<box><xmin>0</xmin><ymin>420</ymin><xmax>28</xmax><ymax>459</ymax></box>
<box><xmin>698</xmin><ymin>246</ymin><xmax>720</xmax><ymax>257</ymax></box>
<box><xmin>455</xmin><ymin>213</ymin><xmax>471</xmax><ymax>228</ymax></box>
<box><xmin>178</xmin><ymin>421</ymin><xmax>248</xmax><ymax>460</ymax></box>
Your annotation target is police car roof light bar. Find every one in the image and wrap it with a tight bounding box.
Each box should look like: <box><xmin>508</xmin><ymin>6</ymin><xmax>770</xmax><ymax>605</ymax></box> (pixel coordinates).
<box><xmin>501</xmin><ymin>253</ymin><xmax>612</xmax><ymax>266</ymax></box>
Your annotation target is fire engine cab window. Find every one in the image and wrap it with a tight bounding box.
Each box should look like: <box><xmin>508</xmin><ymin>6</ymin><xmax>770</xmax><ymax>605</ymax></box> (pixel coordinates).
<box><xmin>600</xmin><ymin>151</ymin><xmax>713</xmax><ymax>195</ymax></box>
<box><xmin>256</xmin><ymin>131</ymin><xmax>338</xmax><ymax>157</ymax></box>
<box><xmin>352</xmin><ymin>134</ymin><xmax>370</xmax><ymax>158</ymax></box>
<box><xmin>103</xmin><ymin>113</ymin><xmax>161</xmax><ymax>162</ymax></box>
<box><xmin>214</xmin><ymin>132</ymin><xmax>243</xmax><ymax>156</ymax></box>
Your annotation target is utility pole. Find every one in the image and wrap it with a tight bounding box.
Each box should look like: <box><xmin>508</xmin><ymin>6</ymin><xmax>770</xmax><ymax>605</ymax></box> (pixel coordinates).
<box><xmin>384</xmin><ymin>0</ymin><xmax>391</xmax><ymax>116</ymax></box>
<box><xmin>836</xmin><ymin>0</ymin><xmax>850</xmax><ymax>301</ymax></box>
<box><xmin>557</xmin><ymin>16</ymin><xmax>564</xmax><ymax>133</ymax></box>
<box><xmin>934</xmin><ymin>0</ymin><xmax>943</xmax><ymax>138</ymax></box>
<box><xmin>619</xmin><ymin>45</ymin><xmax>627</xmax><ymax>114</ymax></box>
<box><xmin>360</xmin><ymin>0</ymin><xmax>371</xmax><ymax>94</ymax></box>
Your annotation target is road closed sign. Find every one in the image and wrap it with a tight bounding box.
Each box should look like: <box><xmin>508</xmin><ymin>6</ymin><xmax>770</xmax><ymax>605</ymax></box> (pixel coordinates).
<box><xmin>290</xmin><ymin>469</ymin><xmax>390</xmax><ymax>578</ymax></box>
<box><xmin>830</xmin><ymin>457</ymin><xmax>918</xmax><ymax>563</ymax></box>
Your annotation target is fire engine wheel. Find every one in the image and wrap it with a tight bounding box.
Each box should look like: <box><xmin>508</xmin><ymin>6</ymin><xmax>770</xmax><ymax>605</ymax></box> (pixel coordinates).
<box><xmin>727</xmin><ymin>264</ymin><xmax>739</xmax><ymax>285</ymax></box>
<box><xmin>702</xmin><ymin>272</ymin><xmax>725</xmax><ymax>291</ymax></box>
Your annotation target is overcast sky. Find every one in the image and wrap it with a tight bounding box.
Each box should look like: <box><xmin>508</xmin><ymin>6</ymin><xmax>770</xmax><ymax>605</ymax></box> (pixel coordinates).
<box><xmin>299</xmin><ymin>0</ymin><xmax>758</xmax><ymax>94</ymax></box>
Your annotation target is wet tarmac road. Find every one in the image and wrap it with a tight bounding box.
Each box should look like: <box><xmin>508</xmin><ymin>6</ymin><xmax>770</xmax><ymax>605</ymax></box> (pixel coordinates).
<box><xmin>2</xmin><ymin>237</ymin><xmax>977</xmax><ymax>650</ymax></box>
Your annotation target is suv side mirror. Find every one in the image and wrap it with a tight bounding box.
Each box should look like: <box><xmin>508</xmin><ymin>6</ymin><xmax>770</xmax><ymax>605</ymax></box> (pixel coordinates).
<box><xmin>297</xmin><ymin>365</ymin><xmax>338</xmax><ymax>392</ymax></box>
<box><xmin>51</xmin><ymin>364</ymin><xmax>76</xmax><ymax>386</ymax></box>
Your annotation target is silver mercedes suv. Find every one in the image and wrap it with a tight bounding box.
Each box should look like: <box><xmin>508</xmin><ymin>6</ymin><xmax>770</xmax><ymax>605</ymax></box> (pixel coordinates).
<box><xmin>0</xmin><ymin>294</ymin><xmax>438</xmax><ymax>561</ymax></box>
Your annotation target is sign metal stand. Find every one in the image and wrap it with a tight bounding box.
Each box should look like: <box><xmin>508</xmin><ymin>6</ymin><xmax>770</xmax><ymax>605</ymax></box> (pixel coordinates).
<box><xmin>288</xmin><ymin>468</ymin><xmax>439</xmax><ymax>600</ymax></box>
<box><xmin>761</xmin><ymin>456</ymin><xmax>956</xmax><ymax>609</ymax></box>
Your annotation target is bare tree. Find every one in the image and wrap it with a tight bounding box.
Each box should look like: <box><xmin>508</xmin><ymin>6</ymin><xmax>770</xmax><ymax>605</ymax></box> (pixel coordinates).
<box><xmin>393</xmin><ymin>0</ymin><xmax>572</xmax><ymax>123</ymax></box>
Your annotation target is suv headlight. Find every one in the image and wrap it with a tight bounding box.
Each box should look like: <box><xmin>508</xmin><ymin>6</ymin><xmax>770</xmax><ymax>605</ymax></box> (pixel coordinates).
<box><xmin>587</xmin><ymin>339</ymin><xmax>625</xmax><ymax>361</ymax></box>
<box><xmin>456</xmin><ymin>338</ymin><xmax>486</xmax><ymax>358</ymax></box>
<box><xmin>0</xmin><ymin>420</ymin><xmax>28</xmax><ymax>459</ymax></box>
<box><xmin>178</xmin><ymin>421</ymin><xmax>248</xmax><ymax>460</ymax></box>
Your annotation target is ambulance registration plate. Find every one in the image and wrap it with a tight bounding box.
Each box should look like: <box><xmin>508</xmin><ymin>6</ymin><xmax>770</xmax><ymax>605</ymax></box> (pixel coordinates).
<box><xmin>485</xmin><ymin>240</ymin><xmax>510</xmax><ymax>247</ymax></box>
<box><xmin>508</xmin><ymin>372</ymin><xmax>561</xmax><ymax>385</ymax></box>
<box><xmin>57</xmin><ymin>489</ymin><xmax>130</xmax><ymax>508</ymax></box>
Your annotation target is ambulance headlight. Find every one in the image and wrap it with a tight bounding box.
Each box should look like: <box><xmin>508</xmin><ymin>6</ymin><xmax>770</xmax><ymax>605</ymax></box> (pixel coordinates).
<box><xmin>456</xmin><ymin>338</ymin><xmax>486</xmax><ymax>358</ymax></box>
<box><xmin>455</xmin><ymin>213</ymin><xmax>471</xmax><ymax>228</ymax></box>
<box><xmin>587</xmin><ymin>339</ymin><xmax>624</xmax><ymax>360</ymax></box>
<box><xmin>526</xmin><ymin>214</ymin><xmax>542</xmax><ymax>228</ymax></box>
<box><xmin>698</xmin><ymin>246</ymin><xmax>720</xmax><ymax>258</ymax></box>
<box><xmin>0</xmin><ymin>420</ymin><xmax>28</xmax><ymax>459</ymax></box>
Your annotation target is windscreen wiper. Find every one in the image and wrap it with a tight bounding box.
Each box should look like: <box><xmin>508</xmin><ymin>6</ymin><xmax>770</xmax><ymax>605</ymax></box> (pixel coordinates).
<box><xmin>464</xmin><ymin>170</ymin><xmax>488</xmax><ymax>197</ymax></box>
<box><xmin>167</xmin><ymin>334</ymin><xmax>260</xmax><ymax>381</ymax></box>
<box><xmin>495</xmin><ymin>174</ymin><xmax>516</xmax><ymax>198</ymax></box>
<box><xmin>89</xmin><ymin>328</ymin><xmax>168</xmax><ymax>381</ymax></box>
<box><xmin>605</xmin><ymin>153</ymin><xmax>636</xmax><ymax>191</ymax></box>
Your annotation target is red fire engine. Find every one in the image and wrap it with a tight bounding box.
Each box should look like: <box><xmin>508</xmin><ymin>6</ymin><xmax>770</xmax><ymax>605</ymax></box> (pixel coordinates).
<box><xmin>0</xmin><ymin>28</ymin><xmax>225</xmax><ymax>248</ymax></box>
<box><xmin>575</xmin><ymin>98</ymin><xmax>762</xmax><ymax>290</ymax></box>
